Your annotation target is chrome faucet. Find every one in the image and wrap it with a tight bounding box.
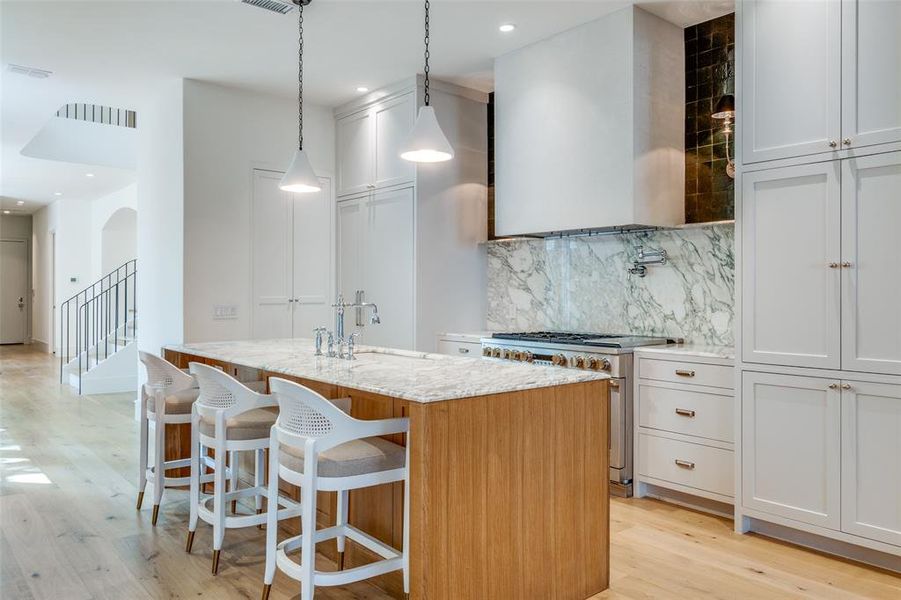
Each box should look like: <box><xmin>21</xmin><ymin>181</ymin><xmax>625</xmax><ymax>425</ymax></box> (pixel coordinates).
<box><xmin>345</xmin><ymin>331</ymin><xmax>361</xmax><ymax>360</ymax></box>
<box><xmin>313</xmin><ymin>327</ymin><xmax>327</xmax><ymax>356</ymax></box>
<box><xmin>330</xmin><ymin>292</ymin><xmax>381</xmax><ymax>345</ymax></box>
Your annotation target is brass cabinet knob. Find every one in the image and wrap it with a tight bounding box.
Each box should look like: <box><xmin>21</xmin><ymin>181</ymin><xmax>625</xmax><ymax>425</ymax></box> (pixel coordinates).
<box><xmin>841</xmin><ymin>261</ymin><xmax>852</xmax><ymax>268</ymax></box>
<box><xmin>829</xmin><ymin>140</ymin><xmax>838</xmax><ymax>148</ymax></box>
<box><xmin>843</xmin><ymin>138</ymin><xmax>852</xmax><ymax>145</ymax></box>
<box><xmin>828</xmin><ymin>262</ymin><xmax>839</xmax><ymax>268</ymax></box>
<box><xmin>842</xmin><ymin>383</ymin><xmax>852</xmax><ymax>390</ymax></box>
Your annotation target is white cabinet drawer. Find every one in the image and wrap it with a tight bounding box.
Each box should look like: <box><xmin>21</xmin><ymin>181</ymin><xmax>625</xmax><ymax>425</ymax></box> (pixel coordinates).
<box><xmin>437</xmin><ymin>339</ymin><xmax>481</xmax><ymax>357</ymax></box>
<box><xmin>639</xmin><ymin>358</ymin><xmax>733</xmax><ymax>389</ymax></box>
<box><xmin>639</xmin><ymin>434</ymin><xmax>734</xmax><ymax>498</ymax></box>
<box><xmin>639</xmin><ymin>384</ymin><xmax>734</xmax><ymax>442</ymax></box>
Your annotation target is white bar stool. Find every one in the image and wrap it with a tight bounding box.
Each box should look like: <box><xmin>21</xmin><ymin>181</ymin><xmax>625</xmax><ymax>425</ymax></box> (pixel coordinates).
<box><xmin>261</xmin><ymin>377</ymin><xmax>410</xmax><ymax>600</ymax></box>
<box><xmin>137</xmin><ymin>351</ymin><xmax>221</xmax><ymax>526</ymax></box>
<box><xmin>187</xmin><ymin>363</ymin><xmax>301</xmax><ymax>574</ymax></box>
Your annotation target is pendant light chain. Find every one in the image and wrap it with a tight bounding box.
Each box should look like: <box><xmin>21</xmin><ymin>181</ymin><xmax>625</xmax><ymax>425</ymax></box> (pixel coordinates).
<box><xmin>423</xmin><ymin>0</ymin><xmax>430</xmax><ymax>106</ymax></box>
<box><xmin>297</xmin><ymin>3</ymin><xmax>304</xmax><ymax>150</ymax></box>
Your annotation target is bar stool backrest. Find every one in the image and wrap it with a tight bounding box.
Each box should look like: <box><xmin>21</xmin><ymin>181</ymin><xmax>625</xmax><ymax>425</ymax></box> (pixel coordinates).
<box><xmin>190</xmin><ymin>362</ymin><xmax>272</xmax><ymax>420</ymax></box>
<box><xmin>139</xmin><ymin>351</ymin><xmax>195</xmax><ymax>394</ymax></box>
<box><xmin>269</xmin><ymin>377</ymin><xmax>359</xmax><ymax>453</ymax></box>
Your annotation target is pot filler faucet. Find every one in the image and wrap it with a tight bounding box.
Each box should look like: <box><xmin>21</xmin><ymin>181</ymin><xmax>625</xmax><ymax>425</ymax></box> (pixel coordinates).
<box><xmin>314</xmin><ymin>292</ymin><xmax>381</xmax><ymax>359</ymax></box>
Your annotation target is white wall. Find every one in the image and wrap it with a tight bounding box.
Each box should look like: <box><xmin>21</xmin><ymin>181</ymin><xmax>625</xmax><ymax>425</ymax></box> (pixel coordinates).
<box><xmin>136</xmin><ymin>79</ymin><xmax>185</xmax><ymax>356</ymax></box>
<box><xmin>91</xmin><ymin>183</ymin><xmax>137</xmax><ymax>279</ymax></box>
<box><xmin>182</xmin><ymin>79</ymin><xmax>334</xmax><ymax>342</ymax></box>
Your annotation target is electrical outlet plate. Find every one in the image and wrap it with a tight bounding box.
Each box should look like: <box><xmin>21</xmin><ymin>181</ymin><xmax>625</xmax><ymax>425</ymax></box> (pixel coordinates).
<box><xmin>212</xmin><ymin>305</ymin><xmax>238</xmax><ymax>320</ymax></box>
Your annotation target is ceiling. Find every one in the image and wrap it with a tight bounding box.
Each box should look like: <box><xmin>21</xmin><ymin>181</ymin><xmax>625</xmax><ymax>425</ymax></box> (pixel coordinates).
<box><xmin>0</xmin><ymin>0</ymin><xmax>733</xmax><ymax>214</ymax></box>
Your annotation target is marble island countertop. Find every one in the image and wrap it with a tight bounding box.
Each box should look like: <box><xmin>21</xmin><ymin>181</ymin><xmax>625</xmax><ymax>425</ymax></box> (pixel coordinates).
<box><xmin>164</xmin><ymin>338</ymin><xmax>610</xmax><ymax>403</ymax></box>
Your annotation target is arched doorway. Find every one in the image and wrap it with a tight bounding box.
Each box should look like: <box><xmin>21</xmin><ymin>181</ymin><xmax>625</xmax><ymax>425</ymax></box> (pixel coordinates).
<box><xmin>101</xmin><ymin>207</ymin><xmax>136</xmax><ymax>274</ymax></box>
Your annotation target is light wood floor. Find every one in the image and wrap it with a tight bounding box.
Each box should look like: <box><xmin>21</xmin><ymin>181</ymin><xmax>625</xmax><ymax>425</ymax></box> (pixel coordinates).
<box><xmin>1</xmin><ymin>344</ymin><xmax>898</xmax><ymax>599</ymax></box>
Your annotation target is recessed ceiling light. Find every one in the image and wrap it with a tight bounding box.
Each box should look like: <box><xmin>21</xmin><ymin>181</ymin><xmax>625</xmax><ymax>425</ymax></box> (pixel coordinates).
<box><xmin>499</xmin><ymin>23</ymin><xmax>516</xmax><ymax>33</ymax></box>
<box><xmin>16</xmin><ymin>201</ymin><xmax>24</xmax><ymax>206</ymax></box>
<box><xmin>85</xmin><ymin>173</ymin><xmax>95</xmax><ymax>177</ymax></box>
<box><xmin>54</xmin><ymin>192</ymin><xmax>62</xmax><ymax>196</ymax></box>
<box><xmin>2</xmin><ymin>210</ymin><xmax>10</xmax><ymax>215</ymax></box>
<box><xmin>356</xmin><ymin>86</ymin><xmax>369</xmax><ymax>93</ymax></box>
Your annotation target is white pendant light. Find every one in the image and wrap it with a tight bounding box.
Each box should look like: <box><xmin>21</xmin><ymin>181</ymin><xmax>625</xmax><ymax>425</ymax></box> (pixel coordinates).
<box><xmin>280</xmin><ymin>0</ymin><xmax>320</xmax><ymax>193</ymax></box>
<box><xmin>400</xmin><ymin>0</ymin><xmax>454</xmax><ymax>163</ymax></box>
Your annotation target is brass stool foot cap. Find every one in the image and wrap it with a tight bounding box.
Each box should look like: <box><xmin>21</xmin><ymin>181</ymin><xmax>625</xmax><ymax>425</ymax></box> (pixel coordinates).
<box><xmin>336</xmin><ymin>550</ymin><xmax>345</xmax><ymax>571</ymax></box>
<box><xmin>185</xmin><ymin>531</ymin><xmax>195</xmax><ymax>553</ymax></box>
<box><xmin>151</xmin><ymin>504</ymin><xmax>160</xmax><ymax>526</ymax></box>
<box><xmin>260</xmin><ymin>584</ymin><xmax>272</xmax><ymax>600</ymax></box>
<box><xmin>211</xmin><ymin>550</ymin><xmax>221</xmax><ymax>575</ymax></box>
<box><xmin>136</xmin><ymin>491</ymin><xmax>144</xmax><ymax>510</ymax></box>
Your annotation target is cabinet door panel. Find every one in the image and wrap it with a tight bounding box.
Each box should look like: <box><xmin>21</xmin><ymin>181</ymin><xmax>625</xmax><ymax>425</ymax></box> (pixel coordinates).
<box><xmin>742</xmin><ymin>372</ymin><xmax>841</xmax><ymax>529</ymax></box>
<box><xmin>292</xmin><ymin>177</ymin><xmax>333</xmax><ymax>336</ymax></box>
<box><xmin>336</xmin><ymin>110</ymin><xmax>373</xmax><ymax>197</ymax></box>
<box><xmin>252</xmin><ymin>169</ymin><xmax>293</xmax><ymax>339</ymax></box>
<box><xmin>362</xmin><ymin>187</ymin><xmax>414</xmax><ymax>350</ymax></box>
<box><xmin>337</xmin><ymin>197</ymin><xmax>364</xmax><ymax>313</ymax></box>
<box><xmin>740</xmin><ymin>0</ymin><xmax>841</xmax><ymax>163</ymax></box>
<box><xmin>374</xmin><ymin>93</ymin><xmax>415</xmax><ymax>190</ymax></box>
<box><xmin>741</xmin><ymin>163</ymin><xmax>841</xmax><ymax>369</ymax></box>
<box><xmin>841</xmin><ymin>0</ymin><xmax>901</xmax><ymax>148</ymax></box>
<box><xmin>841</xmin><ymin>381</ymin><xmax>901</xmax><ymax>547</ymax></box>
<box><xmin>842</xmin><ymin>152</ymin><xmax>901</xmax><ymax>375</ymax></box>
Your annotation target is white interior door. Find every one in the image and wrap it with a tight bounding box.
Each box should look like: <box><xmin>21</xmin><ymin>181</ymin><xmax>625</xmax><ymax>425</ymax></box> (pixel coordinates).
<box><xmin>841</xmin><ymin>380</ymin><xmax>901</xmax><ymax>546</ymax></box>
<box><xmin>336</xmin><ymin>109</ymin><xmax>373</xmax><ymax>197</ymax></box>
<box><xmin>742</xmin><ymin>371</ymin><xmax>841</xmax><ymax>530</ymax></box>
<box><xmin>740</xmin><ymin>0</ymin><xmax>841</xmax><ymax>163</ymax></box>
<box><xmin>373</xmin><ymin>92</ymin><xmax>416</xmax><ymax>190</ymax></box>
<box><xmin>741</xmin><ymin>162</ymin><xmax>842</xmax><ymax>369</ymax></box>
<box><xmin>252</xmin><ymin>169</ymin><xmax>293</xmax><ymax>339</ymax></box>
<box><xmin>0</xmin><ymin>240</ymin><xmax>28</xmax><ymax>344</ymax></box>
<box><xmin>841</xmin><ymin>152</ymin><xmax>901</xmax><ymax>375</ymax></box>
<box><xmin>841</xmin><ymin>0</ymin><xmax>901</xmax><ymax>149</ymax></box>
<box><xmin>292</xmin><ymin>176</ymin><xmax>334</xmax><ymax>337</ymax></box>
<box><xmin>362</xmin><ymin>187</ymin><xmax>414</xmax><ymax>350</ymax></box>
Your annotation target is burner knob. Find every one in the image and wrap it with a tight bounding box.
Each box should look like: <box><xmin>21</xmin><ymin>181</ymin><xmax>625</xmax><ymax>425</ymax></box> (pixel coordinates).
<box><xmin>590</xmin><ymin>357</ymin><xmax>611</xmax><ymax>371</ymax></box>
<box><xmin>492</xmin><ymin>347</ymin><xmax>502</xmax><ymax>358</ymax></box>
<box><xmin>551</xmin><ymin>353</ymin><xmax>568</xmax><ymax>366</ymax></box>
<box><xmin>522</xmin><ymin>351</ymin><xmax>533</xmax><ymax>363</ymax></box>
<box><xmin>482</xmin><ymin>347</ymin><xmax>492</xmax><ymax>357</ymax></box>
<box><xmin>574</xmin><ymin>356</ymin><xmax>586</xmax><ymax>368</ymax></box>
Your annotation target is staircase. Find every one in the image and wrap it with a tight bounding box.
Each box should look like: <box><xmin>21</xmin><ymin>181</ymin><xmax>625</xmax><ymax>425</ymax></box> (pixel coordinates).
<box><xmin>60</xmin><ymin>260</ymin><xmax>137</xmax><ymax>394</ymax></box>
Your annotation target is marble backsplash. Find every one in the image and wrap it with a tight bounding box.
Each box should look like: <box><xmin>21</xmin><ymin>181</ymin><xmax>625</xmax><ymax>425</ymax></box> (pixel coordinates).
<box><xmin>486</xmin><ymin>223</ymin><xmax>735</xmax><ymax>346</ymax></box>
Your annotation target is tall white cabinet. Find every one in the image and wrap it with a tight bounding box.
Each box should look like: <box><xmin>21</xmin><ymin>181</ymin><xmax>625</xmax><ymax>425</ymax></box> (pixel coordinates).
<box><xmin>738</xmin><ymin>0</ymin><xmax>901</xmax><ymax>560</ymax></box>
<box><xmin>334</xmin><ymin>78</ymin><xmax>487</xmax><ymax>351</ymax></box>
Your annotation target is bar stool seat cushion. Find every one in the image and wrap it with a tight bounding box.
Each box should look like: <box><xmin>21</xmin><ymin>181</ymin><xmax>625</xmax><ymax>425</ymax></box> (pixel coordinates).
<box><xmin>199</xmin><ymin>407</ymin><xmax>278</xmax><ymax>440</ymax></box>
<box><xmin>147</xmin><ymin>388</ymin><xmax>200</xmax><ymax>415</ymax></box>
<box><xmin>279</xmin><ymin>437</ymin><xmax>405</xmax><ymax>478</ymax></box>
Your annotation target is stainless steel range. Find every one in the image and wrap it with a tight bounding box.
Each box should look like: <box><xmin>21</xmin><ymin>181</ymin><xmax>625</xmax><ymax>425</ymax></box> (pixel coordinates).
<box><xmin>481</xmin><ymin>331</ymin><xmax>679</xmax><ymax>497</ymax></box>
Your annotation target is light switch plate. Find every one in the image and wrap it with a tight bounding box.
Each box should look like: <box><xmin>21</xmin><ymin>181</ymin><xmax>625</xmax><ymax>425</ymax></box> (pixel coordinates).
<box><xmin>212</xmin><ymin>305</ymin><xmax>238</xmax><ymax>320</ymax></box>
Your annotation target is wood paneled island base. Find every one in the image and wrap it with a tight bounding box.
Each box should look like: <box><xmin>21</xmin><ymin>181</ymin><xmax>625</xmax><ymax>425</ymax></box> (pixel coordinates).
<box><xmin>164</xmin><ymin>348</ymin><xmax>609</xmax><ymax>599</ymax></box>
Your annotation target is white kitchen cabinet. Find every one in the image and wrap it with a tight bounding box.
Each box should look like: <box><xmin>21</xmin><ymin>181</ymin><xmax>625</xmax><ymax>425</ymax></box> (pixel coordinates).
<box><xmin>841</xmin><ymin>152</ymin><xmax>901</xmax><ymax>375</ymax></box>
<box><xmin>494</xmin><ymin>6</ymin><xmax>684</xmax><ymax>235</ymax></box>
<box><xmin>742</xmin><ymin>371</ymin><xmax>842</xmax><ymax>530</ymax></box>
<box><xmin>740</xmin><ymin>0</ymin><xmax>901</xmax><ymax>165</ymax></box>
<box><xmin>841</xmin><ymin>381</ymin><xmax>901</xmax><ymax>547</ymax></box>
<box><xmin>741</xmin><ymin>162</ymin><xmax>842</xmax><ymax>369</ymax></box>
<box><xmin>336</xmin><ymin>109</ymin><xmax>373</xmax><ymax>197</ymax></box>
<box><xmin>334</xmin><ymin>77</ymin><xmax>488</xmax><ymax>352</ymax></box>
<box><xmin>740</xmin><ymin>0</ymin><xmax>841</xmax><ymax>164</ymax></box>
<box><xmin>841</xmin><ymin>0</ymin><xmax>901</xmax><ymax>150</ymax></box>
<box><xmin>336</xmin><ymin>91</ymin><xmax>414</xmax><ymax>198</ymax></box>
<box><xmin>252</xmin><ymin>169</ymin><xmax>333</xmax><ymax>339</ymax></box>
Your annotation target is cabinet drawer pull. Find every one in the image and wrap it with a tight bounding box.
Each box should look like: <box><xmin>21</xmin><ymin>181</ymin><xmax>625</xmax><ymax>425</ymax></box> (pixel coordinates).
<box><xmin>458</xmin><ymin>347</ymin><xmax>470</xmax><ymax>354</ymax></box>
<box><xmin>674</xmin><ymin>369</ymin><xmax>696</xmax><ymax>377</ymax></box>
<box><xmin>674</xmin><ymin>459</ymin><xmax>695</xmax><ymax>470</ymax></box>
<box><xmin>675</xmin><ymin>408</ymin><xmax>696</xmax><ymax>417</ymax></box>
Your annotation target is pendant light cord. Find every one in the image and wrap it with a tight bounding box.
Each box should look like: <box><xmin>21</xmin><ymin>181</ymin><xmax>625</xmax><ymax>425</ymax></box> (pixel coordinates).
<box><xmin>297</xmin><ymin>3</ymin><xmax>304</xmax><ymax>150</ymax></box>
<box><xmin>423</xmin><ymin>0</ymin><xmax>430</xmax><ymax>106</ymax></box>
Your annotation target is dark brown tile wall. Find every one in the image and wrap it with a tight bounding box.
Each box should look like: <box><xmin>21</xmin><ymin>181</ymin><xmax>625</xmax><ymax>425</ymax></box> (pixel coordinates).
<box><xmin>685</xmin><ymin>13</ymin><xmax>735</xmax><ymax>223</ymax></box>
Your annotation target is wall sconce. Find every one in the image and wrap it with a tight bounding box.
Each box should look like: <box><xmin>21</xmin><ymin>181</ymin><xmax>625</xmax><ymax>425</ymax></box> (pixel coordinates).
<box><xmin>712</xmin><ymin>94</ymin><xmax>735</xmax><ymax>179</ymax></box>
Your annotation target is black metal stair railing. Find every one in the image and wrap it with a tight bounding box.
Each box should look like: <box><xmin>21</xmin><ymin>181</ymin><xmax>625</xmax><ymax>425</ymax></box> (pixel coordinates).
<box><xmin>59</xmin><ymin>259</ymin><xmax>137</xmax><ymax>392</ymax></box>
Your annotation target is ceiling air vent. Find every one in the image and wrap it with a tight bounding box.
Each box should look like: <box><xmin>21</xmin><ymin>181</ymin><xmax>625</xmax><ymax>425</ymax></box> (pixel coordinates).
<box><xmin>8</xmin><ymin>64</ymin><xmax>52</xmax><ymax>79</ymax></box>
<box><xmin>240</xmin><ymin>0</ymin><xmax>297</xmax><ymax>15</ymax></box>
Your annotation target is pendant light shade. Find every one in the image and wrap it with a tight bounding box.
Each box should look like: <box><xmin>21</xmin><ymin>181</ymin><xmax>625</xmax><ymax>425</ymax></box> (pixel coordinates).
<box><xmin>280</xmin><ymin>0</ymin><xmax>319</xmax><ymax>193</ymax></box>
<box><xmin>280</xmin><ymin>149</ymin><xmax>321</xmax><ymax>193</ymax></box>
<box><xmin>400</xmin><ymin>106</ymin><xmax>454</xmax><ymax>163</ymax></box>
<box><xmin>401</xmin><ymin>0</ymin><xmax>454</xmax><ymax>163</ymax></box>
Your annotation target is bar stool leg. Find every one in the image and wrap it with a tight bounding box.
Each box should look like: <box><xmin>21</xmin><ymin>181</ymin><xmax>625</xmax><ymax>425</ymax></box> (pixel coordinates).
<box><xmin>137</xmin><ymin>390</ymin><xmax>148</xmax><ymax>510</ymax></box>
<box><xmin>403</xmin><ymin>439</ymin><xmax>411</xmax><ymax>599</ymax></box>
<box><xmin>186</xmin><ymin>411</ymin><xmax>200</xmax><ymax>553</ymax></box>
<box><xmin>336</xmin><ymin>489</ymin><xmax>348</xmax><ymax>570</ymax></box>
<box><xmin>212</xmin><ymin>441</ymin><xmax>227</xmax><ymax>574</ymax></box>
<box><xmin>300</xmin><ymin>465</ymin><xmax>317</xmax><ymax>600</ymax></box>
<box><xmin>151</xmin><ymin>391</ymin><xmax>166</xmax><ymax>526</ymax></box>
<box><xmin>254</xmin><ymin>448</ymin><xmax>264</xmax><ymax>529</ymax></box>
<box><xmin>261</xmin><ymin>435</ymin><xmax>280</xmax><ymax>600</ymax></box>
<box><xmin>229</xmin><ymin>450</ymin><xmax>239</xmax><ymax>515</ymax></box>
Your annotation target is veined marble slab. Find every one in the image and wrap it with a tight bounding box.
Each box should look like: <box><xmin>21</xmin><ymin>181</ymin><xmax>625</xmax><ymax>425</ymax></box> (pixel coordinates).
<box><xmin>487</xmin><ymin>223</ymin><xmax>735</xmax><ymax>346</ymax></box>
<box><xmin>163</xmin><ymin>338</ymin><xmax>609</xmax><ymax>404</ymax></box>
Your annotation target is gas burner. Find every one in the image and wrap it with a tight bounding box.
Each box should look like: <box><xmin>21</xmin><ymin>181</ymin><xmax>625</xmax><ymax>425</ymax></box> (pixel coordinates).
<box><xmin>491</xmin><ymin>331</ymin><xmax>675</xmax><ymax>348</ymax></box>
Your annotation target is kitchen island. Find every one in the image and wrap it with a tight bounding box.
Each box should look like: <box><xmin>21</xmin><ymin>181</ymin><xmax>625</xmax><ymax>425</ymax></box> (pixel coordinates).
<box><xmin>163</xmin><ymin>339</ymin><xmax>610</xmax><ymax>599</ymax></box>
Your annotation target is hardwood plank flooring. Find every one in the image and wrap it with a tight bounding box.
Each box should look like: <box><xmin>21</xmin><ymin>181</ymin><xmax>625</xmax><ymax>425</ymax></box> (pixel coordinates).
<box><xmin>1</xmin><ymin>345</ymin><xmax>899</xmax><ymax>599</ymax></box>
